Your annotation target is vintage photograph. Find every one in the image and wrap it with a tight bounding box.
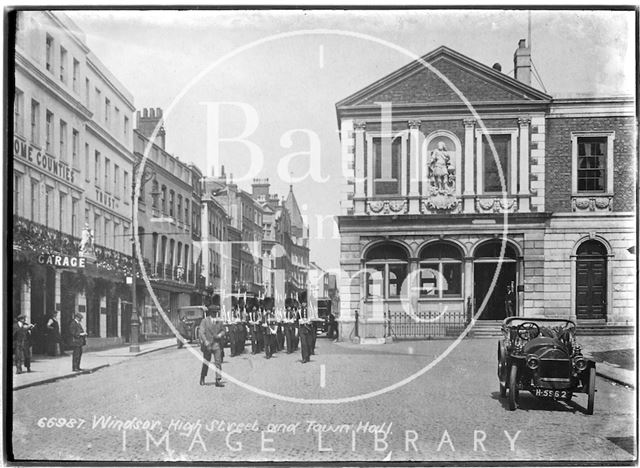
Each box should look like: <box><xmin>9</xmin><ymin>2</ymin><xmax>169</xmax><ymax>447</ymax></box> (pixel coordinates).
<box><xmin>7</xmin><ymin>6</ymin><xmax>637</xmax><ymax>464</ymax></box>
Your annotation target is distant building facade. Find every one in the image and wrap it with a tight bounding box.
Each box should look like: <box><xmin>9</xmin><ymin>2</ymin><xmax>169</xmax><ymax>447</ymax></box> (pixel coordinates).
<box><xmin>336</xmin><ymin>40</ymin><xmax>635</xmax><ymax>339</ymax></box>
<box><xmin>252</xmin><ymin>179</ymin><xmax>310</xmax><ymax>309</ymax></box>
<box><xmin>133</xmin><ymin>108</ymin><xmax>200</xmax><ymax>335</ymax></box>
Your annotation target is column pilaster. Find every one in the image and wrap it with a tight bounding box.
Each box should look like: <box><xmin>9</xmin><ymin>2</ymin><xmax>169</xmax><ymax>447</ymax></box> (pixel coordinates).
<box><xmin>354</xmin><ymin>121</ymin><xmax>366</xmax><ymax>214</ymax></box>
<box><xmin>463</xmin><ymin>118</ymin><xmax>476</xmax><ymax>212</ymax></box>
<box><xmin>408</xmin><ymin>120</ymin><xmax>422</xmax><ymax>214</ymax></box>
<box><xmin>518</xmin><ymin>117</ymin><xmax>531</xmax><ymax>212</ymax></box>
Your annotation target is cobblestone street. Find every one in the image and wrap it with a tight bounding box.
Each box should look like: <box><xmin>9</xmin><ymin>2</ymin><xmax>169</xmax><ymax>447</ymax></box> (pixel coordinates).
<box><xmin>12</xmin><ymin>337</ymin><xmax>635</xmax><ymax>463</ymax></box>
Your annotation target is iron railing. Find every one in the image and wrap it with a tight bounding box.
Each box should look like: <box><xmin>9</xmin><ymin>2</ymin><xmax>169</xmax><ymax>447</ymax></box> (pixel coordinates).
<box><xmin>386</xmin><ymin>309</ymin><xmax>470</xmax><ymax>340</ymax></box>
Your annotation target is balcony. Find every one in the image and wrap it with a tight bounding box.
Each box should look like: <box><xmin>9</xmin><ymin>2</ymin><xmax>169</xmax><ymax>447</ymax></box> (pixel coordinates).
<box><xmin>12</xmin><ymin>215</ymin><xmax>136</xmax><ymax>278</ymax></box>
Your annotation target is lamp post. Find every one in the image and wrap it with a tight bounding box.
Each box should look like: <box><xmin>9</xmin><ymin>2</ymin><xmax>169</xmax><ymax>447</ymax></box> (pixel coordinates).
<box><xmin>129</xmin><ymin>164</ymin><xmax>157</xmax><ymax>353</ymax></box>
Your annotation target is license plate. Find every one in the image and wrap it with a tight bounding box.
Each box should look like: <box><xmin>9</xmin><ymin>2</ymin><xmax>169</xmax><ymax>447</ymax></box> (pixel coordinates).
<box><xmin>533</xmin><ymin>388</ymin><xmax>571</xmax><ymax>400</ymax></box>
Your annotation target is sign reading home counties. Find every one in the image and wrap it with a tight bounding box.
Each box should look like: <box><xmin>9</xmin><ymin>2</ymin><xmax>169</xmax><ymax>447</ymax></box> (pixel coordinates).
<box><xmin>13</xmin><ymin>137</ymin><xmax>76</xmax><ymax>184</ymax></box>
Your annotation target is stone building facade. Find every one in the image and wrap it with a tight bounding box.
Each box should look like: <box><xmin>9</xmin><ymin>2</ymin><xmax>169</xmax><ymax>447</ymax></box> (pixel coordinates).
<box><xmin>12</xmin><ymin>11</ymin><xmax>137</xmax><ymax>350</ymax></box>
<box><xmin>336</xmin><ymin>41</ymin><xmax>635</xmax><ymax>339</ymax></box>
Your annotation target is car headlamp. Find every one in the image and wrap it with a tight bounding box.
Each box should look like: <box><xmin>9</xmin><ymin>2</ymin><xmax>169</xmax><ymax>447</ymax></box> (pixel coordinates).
<box><xmin>573</xmin><ymin>357</ymin><xmax>587</xmax><ymax>371</ymax></box>
<box><xmin>526</xmin><ymin>355</ymin><xmax>540</xmax><ymax>370</ymax></box>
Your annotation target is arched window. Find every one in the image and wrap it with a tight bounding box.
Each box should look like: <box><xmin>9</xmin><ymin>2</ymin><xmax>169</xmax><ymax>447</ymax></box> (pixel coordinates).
<box><xmin>576</xmin><ymin>239</ymin><xmax>607</xmax><ymax>257</ymax></box>
<box><xmin>474</xmin><ymin>240</ymin><xmax>518</xmax><ymax>259</ymax></box>
<box><xmin>364</xmin><ymin>243</ymin><xmax>408</xmax><ymax>299</ymax></box>
<box><xmin>419</xmin><ymin>242</ymin><xmax>463</xmax><ymax>298</ymax></box>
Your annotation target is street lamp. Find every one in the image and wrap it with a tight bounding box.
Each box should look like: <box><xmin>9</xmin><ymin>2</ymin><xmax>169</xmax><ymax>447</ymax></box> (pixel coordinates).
<box><xmin>129</xmin><ymin>166</ymin><xmax>157</xmax><ymax>353</ymax></box>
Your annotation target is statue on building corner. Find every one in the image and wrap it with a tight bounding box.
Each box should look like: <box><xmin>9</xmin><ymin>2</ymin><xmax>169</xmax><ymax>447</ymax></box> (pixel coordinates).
<box><xmin>79</xmin><ymin>223</ymin><xmax>94</xmax><ymax>256</ymax></box>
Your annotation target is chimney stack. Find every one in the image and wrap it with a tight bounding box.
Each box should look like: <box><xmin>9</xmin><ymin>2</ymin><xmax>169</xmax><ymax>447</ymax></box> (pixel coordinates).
<box><xmin>252</xmin><ymin>178</ymin><xmax>270</xmax><ymax>198</ymax></box>
<box><xmin>136</xmin><ymin>107</ymin><xmax>166</xmax><ymax>149</ymax></box>
<box><xmin>513</xmin><ymin>39</ymin><xmax>531</xmax><ymax>85</ymax></box>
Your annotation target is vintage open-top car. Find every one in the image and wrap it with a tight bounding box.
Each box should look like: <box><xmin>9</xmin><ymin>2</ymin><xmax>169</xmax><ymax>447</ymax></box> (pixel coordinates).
<box><xmin>497</xmin><ymin>317</ymin><xmax>596</xmax><ymax>414</ymax></box>
<box><xmin>176</xmin><ymin>305</ymin><xmax>207</xmax><ymax>345</ymax></box>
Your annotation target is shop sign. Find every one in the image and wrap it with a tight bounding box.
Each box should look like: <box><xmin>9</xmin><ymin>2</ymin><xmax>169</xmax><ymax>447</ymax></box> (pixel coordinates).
<box><xmin>14</xmin><ymin>137</ymin><xmax>76</xmax><ymax>185</ymax></box>
<box><xmin>38</xmin><ymin>254</ymin><xmax>86</xmax><ymax>268</ymax></box>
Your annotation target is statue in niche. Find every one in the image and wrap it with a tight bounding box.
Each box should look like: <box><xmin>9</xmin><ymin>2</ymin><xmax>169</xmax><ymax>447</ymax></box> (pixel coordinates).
<box><xmin>428</xmin><ymin>141</ymin><xmax>455</xmax><ymax>193</ymax></box>
<box><xmin>424</xmin><ymin>140</ymin><xmax>458</xmax><ymax>212</ymax></box>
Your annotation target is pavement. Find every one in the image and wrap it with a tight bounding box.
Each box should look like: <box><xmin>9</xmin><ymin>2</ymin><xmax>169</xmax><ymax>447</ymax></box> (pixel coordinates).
<box><xmin>11</xmin><ymin>332</ymin><xmax>635</xmax><ymax>391</ymax></box>
<box><xmin>11</xmin><ymin>336</ymin><xmax>636</xmax><ymax>462</ymax></box>
<box><xmin>577</xmin><ymin>334</ymin><xmax>635</xmax><ymax>388</ymax></box>
<box><xmin>12</xmin><ymin>338</ymin><xmax>178</xmax><ymax>390</ymax></box>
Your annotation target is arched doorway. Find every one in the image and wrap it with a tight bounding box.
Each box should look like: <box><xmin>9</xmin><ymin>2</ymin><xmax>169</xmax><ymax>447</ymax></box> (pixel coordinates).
<box><xmin>575</xmin><ymin>239</ymin><xmax>607</xmax><ymax>321</ymax></box>
<box><xmin>473</xmin><ymin>240</ymin><xmax>518</xmax><ymax>320</ymax></box>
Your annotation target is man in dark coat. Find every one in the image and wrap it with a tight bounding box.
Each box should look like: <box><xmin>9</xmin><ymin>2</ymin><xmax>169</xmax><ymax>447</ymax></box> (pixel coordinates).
<box><xmin>299</xmin><ymin>318</ymin><xmax>312</xmax><ymax>363</ymax></box>
<box><xmin>46</xmin><ymin>312</ymin><xmax>63</xmax><ymax>356</ymax></box>
<box><xmin>13</xmin><ymin>315</ymin><xmax>33</xmax><ymax>374</ymax></box>
<box><xmin>248</xmin><ymin>307</ymin><xmax>261</xmax><ymax>354</ymax></box>
<box><xmin>68</xmin><ymin>313</ymin><xmax>87</xmax><ymax>371</ymax></box>
<box><xmin>198</xmin><ymin>307</ymin><xmax>225</xmax><ymax>387</ymax></box>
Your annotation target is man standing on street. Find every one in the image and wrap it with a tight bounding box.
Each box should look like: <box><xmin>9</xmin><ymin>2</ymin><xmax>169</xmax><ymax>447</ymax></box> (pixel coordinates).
<box><xmin>199</xmin><ymin>306</ymin><xmax>225</xmax><ymax>387</ymax></box>
<box><xmin>13</xmin><ymin>315</ymin><xmax>33</xmax><ymax>374</ymax></box>
<box><xmin>68</xmin><ymin>313</ymin><xmax>87</xmax><ymax>372</ymax></box>
<box><xmin>299</xmin><ymin>317</ymin><xmax>312</xmax><ymax>363</ymax></box>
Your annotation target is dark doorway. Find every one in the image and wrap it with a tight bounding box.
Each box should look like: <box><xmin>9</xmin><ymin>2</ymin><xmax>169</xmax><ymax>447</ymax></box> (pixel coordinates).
<box><xmin>474</xmin><ymin>262</ymin><xmax>517</xmax><ymax>320</ymax></box>
<box><xmin>576</xmin><ymin>240</ymin><xmax>607</xmax><ymax>320</ymax></box>
<box><xmin>106</xmin><ymin>294</ymin><xmax>118</xmax><ymax>337</ymax></box>
<box><xmin>30</xmin><ymin>266</ymin><xmax>55</xmax><ymax>354</ymax></box>
<box><xmin>87</xmin><ymin>291</ymin><xmax>100</xmax><ymax>338</ymax></box>
<box><xmin>60</xmin><ymin>271</ymin><xmax>76</xmax><ymax>344</ymax></box>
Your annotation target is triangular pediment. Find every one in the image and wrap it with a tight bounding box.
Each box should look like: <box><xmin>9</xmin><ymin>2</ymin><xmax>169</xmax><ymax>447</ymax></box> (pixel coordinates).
<box><xmin>337</xmin><ymin>46</ymin><xmax>551</xmax><ymax>108</ymax></box>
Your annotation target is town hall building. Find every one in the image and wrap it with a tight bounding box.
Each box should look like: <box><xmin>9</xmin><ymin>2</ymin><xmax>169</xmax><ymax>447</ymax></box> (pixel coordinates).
<box><xmin>336</xmin><ymin>40</ymin><xmax>635</xmax><ymax>339</ymax></box>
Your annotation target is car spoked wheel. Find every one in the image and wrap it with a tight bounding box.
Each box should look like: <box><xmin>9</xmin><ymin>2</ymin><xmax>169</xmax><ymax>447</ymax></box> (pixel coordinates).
<box><xmin>586</xmin><ymin>366</ymin><xmax>596</xmax><ymax>415</ymax></box>
<box><xmin>498</xmin><ymin>343</ymin><xmax>507</xmax><ymax>397</ymax></box>
<box><xmin>508</xmin><ymin>363</ymin><xmax>519</xmax><ymax>411</ymax></box>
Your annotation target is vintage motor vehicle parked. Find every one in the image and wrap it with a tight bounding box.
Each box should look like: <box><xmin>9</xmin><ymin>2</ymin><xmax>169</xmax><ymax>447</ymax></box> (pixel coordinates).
<box><xmin>176</xmin><ymin>305</ymin><xmax>207</xmax><ymax>346</ymax></box>
<box><xmin>497</xmin><ymin>317</ymin><xmax>596</xmax><ymax>414</ymax></box>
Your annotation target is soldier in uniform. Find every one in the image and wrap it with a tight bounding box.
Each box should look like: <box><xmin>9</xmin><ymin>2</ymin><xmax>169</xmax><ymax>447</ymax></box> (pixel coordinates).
<box><xmin>283</xmin><ymin>307</ymin><xmax>294</xmax><ymax>354</ymax></box>
<box><xmin>276</xmin><ymin>309</ymin><xmax>285</xmax><ymax>352</ymax></box>
<box><xmin>263</xmin><ymin>310</ymin><xmax>277</xmax><ymax>359</ymax></box>
<box><xmin>199</xmin><ymin>306</ymin><xmax>225</xmax><ymax>387</ymax></box>
<box><xmin>227</xmin><ymin>309</ymin><xmax>238</xmax><ymax>357</ymax></box>
<box><xmin>13</xmin><ymin>315</ymin><xmax>33</xmax><ymax>374</ymax></box>
<box><xmin>248</xmin><ymin>306</ymin><xmax>260</xmax><ymax>354</ymax></box>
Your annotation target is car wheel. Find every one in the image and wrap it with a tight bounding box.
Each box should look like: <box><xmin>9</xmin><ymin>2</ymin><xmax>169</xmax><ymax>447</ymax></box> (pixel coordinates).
<box><xmin>586</xmin><ymin>366</ymin><xmax>596</xmax><ymax>415</ymax></box>
<box><xmin>508</xmin><ymin>363</ymin><xmax>518</xmax><ymax>411</ymax></box>
<box><xmin>498</xmin><ymin>342</ymin><xmax>507</xmax><ymax>397</ymax></box>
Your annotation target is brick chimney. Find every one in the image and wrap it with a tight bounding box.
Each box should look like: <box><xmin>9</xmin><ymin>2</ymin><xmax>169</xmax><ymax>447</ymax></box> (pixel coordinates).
<box><xmin>513</xmin><ymin>39</ymin><xmax>531</xmax><ymax>85</ymax></box>
<box><xmin>252</xmin><ymin>178</ymin><xmax>270</xmax><ymax>199</ymax></box>
<box><xmin>136</xmin><ymin>107</ymin><xmax>166</xmax><ymax>149</ymax></box>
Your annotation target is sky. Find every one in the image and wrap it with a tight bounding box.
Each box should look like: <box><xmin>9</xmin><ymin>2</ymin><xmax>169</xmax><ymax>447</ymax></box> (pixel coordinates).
<box><xmin>64</xmin><ymin>8</ymin><xmax>635</xmax><ymax>271</ymax></box>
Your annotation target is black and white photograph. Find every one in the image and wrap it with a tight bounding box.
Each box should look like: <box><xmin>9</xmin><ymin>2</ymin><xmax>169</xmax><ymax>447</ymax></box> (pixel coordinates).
<box><xmin>6</xmin><ymin>5</ymin><xmax>637</xmax><ymax>464</ymax></box>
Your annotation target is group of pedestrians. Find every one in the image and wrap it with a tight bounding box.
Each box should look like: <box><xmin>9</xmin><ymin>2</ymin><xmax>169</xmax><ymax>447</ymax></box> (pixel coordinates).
<box><xmin>188</xmin><ymin>305</ymin><xmax>321</xmax><ymax>387</ymax></box>
<box><xmin>12</xmin><ymin>312</ymin><xmax>88</xmax><ymax>375</ymax></box>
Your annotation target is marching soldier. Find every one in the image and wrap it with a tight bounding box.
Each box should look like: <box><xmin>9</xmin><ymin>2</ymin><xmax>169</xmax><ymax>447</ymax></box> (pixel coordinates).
<box><xmin>199</xmin><ymin>306</ymin><xmax>225</xmax><ymax>387</ymax></box>
<box><xmin>282</xmin><ymin>307</ymin><xmax>291</xmax><ymax>354</ymax></box>
<box><xmin>248</xmin><ymin>306</ymin><xmax>260</xmax><ymax>354</ymax></box>
<box><xmin>276</xmin><ymin>309</ymin><xmax>285</xmax><ymax>352</ymax></box>
<box><xmin>227</xmin><ymin>310</ymin><xmax>238</xmax><ymax>357</ymax></box>
<box><xmin>263</xmin><ymin>310</ymin><xmax>277</xmax><ymax>359</ymax></box>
